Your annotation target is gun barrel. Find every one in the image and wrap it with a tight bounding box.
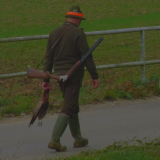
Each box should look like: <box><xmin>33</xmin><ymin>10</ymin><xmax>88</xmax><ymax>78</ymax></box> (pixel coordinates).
<box><xmin>81</xmin><ymin>37</ymin><xmax>103</xmax><ymax>62</ymax></box>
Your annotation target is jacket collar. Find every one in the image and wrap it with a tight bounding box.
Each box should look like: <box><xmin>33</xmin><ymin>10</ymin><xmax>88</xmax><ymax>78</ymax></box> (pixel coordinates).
<box><xmin>63</xmin><ymin>21</ymin><xmax>78</xmax><ymax>27</ymax></box>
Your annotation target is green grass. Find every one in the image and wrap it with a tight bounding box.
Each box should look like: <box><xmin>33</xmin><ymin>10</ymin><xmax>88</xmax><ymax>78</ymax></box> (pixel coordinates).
<box><xmin>0</xmin><ymin>0</ymin><xmax>160</xmax><ymax>38</ymax></box>
<box><xmin>44</xmin><ymin>138</ymin><xmax>160</xmax><ymax>160</ymax></box>
<box><xmin>0</xmin><ymin>95</ymin><xmax>34</xmax><ymax>115</ymax></box>
<box><xmin>1</xmin><ymin>0</ymin><xmax>160</xmax><ymax>115</ymax></box>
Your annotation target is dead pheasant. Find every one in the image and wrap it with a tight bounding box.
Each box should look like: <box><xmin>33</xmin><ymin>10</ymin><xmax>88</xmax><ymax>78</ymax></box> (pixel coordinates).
<box><xmin>28</xmin><ymin>89</ymin><xmax>49</xmax><ymax>127</ymax></box>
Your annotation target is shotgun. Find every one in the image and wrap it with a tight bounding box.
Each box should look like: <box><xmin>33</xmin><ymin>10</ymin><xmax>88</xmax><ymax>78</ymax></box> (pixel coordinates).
<box><xmin>27</xmin><ymin>37</ymin><xmax>103</xmax><ymax>82</ymax></box>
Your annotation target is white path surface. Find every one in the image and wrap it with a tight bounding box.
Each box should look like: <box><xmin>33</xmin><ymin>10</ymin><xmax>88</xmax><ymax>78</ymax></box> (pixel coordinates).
<box><xmin>0</xmin><ymin>97</ymin><xmax>160</xmax><ymax>160</ymax></box>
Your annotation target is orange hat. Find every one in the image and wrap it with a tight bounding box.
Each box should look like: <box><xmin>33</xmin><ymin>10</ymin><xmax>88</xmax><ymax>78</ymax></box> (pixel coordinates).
<box><xmin>65</xmin><ymin>5</ymin><xmax>85</xmax><ymax>20</ymax></box>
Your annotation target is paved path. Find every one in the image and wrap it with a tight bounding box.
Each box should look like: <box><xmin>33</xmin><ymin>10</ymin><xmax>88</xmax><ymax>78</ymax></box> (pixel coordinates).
<box><xmin>1</xmin><ymin>97</ymin><xmax>160</xmax><ymax>160</ymax></box>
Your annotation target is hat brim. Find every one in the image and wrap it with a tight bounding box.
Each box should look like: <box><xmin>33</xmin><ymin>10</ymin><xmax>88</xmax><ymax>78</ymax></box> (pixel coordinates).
<box><xmin>65</xmin><ymin>15</ymin><xmax>85</xmax><ymax>20</ymax></box>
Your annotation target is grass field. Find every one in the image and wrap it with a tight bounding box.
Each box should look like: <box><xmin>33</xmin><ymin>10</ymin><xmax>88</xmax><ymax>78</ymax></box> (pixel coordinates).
<box><xmin>0</xmin><ymin>0</ymin><xmax>160</xmax><ymax>115</ymax></box>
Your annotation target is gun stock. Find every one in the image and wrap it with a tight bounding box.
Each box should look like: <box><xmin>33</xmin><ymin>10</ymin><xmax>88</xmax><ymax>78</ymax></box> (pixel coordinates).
<box><xmin>27</xmin><ymin>68</ymin><xmax>60</xmax><ymax>80</ymax></box>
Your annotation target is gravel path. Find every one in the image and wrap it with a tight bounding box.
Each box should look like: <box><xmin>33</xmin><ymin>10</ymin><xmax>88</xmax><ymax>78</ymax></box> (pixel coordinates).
<box><xmin>1</xmin><ymin>97</ymin><xmax>160</xmax><ymax>160</ymax></box>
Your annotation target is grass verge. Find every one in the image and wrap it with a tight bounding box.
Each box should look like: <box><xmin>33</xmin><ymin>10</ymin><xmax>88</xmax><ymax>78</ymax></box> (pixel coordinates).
<box><xmin>0</xmin><ymin>74</ymin><xmax>160</xmax><ymax>116</ymax></box>
<box><xmin>45</xmin><ymin>137</ymin><xmax>160</xmax><ymax>160</ymax></box>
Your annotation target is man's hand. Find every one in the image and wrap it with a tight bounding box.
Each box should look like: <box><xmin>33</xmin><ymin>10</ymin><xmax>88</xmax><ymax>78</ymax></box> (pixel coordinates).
<box><xmin>42</xmin><ymin>82</ymin><xmax>51</xmax><ymax>90</ymax></box>
<box><xmin>92</xmin><ymin>79</ymin><xmax>99</xmax><ymax>89</ymax></box>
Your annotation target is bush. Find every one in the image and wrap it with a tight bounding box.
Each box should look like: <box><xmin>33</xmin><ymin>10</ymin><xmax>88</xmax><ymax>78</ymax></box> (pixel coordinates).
<box><xmin>117</xmin><ymin>90</ymin><xmax>133</xmax><ymax>100</ymax></box>
<box><xmin>104</xmin><ymin>89</ymin><xmax>118</xmax><ymax>101</ymax></box>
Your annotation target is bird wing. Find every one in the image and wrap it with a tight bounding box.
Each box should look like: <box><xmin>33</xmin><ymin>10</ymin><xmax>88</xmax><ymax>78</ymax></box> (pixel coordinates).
<box><xmin>28</xmin><ymin>100</ymin><xmax>43</xmax><ymax>127</ymax></box>
<box><xmin>28</xmin><ymin>89</ymin><xmax>49</xmax><ymax>127</ymax></box>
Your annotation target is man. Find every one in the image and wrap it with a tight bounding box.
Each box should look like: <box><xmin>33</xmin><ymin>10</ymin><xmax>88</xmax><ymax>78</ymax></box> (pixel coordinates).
<box><xmin>42</xmin><ymin>5</ymin><xmax>99</xmax><ymax>152</ymax></box>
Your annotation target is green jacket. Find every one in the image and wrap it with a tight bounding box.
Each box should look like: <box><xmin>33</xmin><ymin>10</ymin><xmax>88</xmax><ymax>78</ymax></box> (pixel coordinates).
<box><xmin>43</xmin><ymin>21</ymin><xmax>98</xmax><ymax>82</ymax></box>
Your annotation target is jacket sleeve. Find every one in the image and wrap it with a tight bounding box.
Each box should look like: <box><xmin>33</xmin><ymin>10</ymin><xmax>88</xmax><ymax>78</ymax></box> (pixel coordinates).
<box><xmin>75</xmin><ymin>30</ymin><xmax>98</xmax><ymax>79</ymax></box>
<box><xmin>43</xmin><ymin>34</ymin><xmax>54</xmax><ymax>82</ymax></box>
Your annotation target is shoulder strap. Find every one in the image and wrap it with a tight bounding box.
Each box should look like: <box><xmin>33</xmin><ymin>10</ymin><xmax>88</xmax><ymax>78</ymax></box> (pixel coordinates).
<box><xmin>45</xmin><ymin>26</ymin><xmax>74</xmax><ymax>57</ymax></box>
<box><xmin>36</xmin><ymin>26</ymin><xmax>74</xmax><ymax>69</ymax></box>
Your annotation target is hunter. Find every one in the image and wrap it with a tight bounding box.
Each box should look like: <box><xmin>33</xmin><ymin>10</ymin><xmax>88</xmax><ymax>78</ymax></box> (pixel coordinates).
<box><xmin>42</xmin><ymin>5</ymin><xmax>99</xmax><ymax>152</ymax></box>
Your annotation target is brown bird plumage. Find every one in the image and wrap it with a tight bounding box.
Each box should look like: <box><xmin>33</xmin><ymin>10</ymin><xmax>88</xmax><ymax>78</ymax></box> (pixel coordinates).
<box><xmin>28</xmin><ymin>89</ymin><xmax>49</xmax><ymax>127</ymax></box>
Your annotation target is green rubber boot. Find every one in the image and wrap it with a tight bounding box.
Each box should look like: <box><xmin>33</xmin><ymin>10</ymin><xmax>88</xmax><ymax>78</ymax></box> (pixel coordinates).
<box><xmin>48</xmin><ymin>114</ymin><xmax>69</xmax><ymax>152</ymax></box>
<box><xmin>68</xmin><ymin>113</ymin><xmax>88</xmax><ymax>148</ymax></box>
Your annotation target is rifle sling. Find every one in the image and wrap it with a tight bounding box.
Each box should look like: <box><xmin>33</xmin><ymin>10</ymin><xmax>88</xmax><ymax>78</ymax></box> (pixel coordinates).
<box><xmin>45</xmin><ymin>26</ymin><xmax>74</xmax><ymax>57</ymax></box>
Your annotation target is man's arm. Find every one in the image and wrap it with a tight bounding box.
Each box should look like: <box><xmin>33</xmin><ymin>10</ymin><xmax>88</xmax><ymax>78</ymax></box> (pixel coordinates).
<box><xmin>92</xmin><ymin>79</ymin><xmax>99</xmax><ymax>89</ymax></box>
<box><xmin>43</xmin><ymin>34</ymin><xmax>54</xmax><ymax>83</ymax></box>
<box><xmin>75</xmin><ymin>30</ymin><xmax>99</xmax><ymax>88</ymax></box>
<box><xmin>42</xmin><ymin>82</ymin><xmax>51</xmax><ymax>90</ymax></box>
